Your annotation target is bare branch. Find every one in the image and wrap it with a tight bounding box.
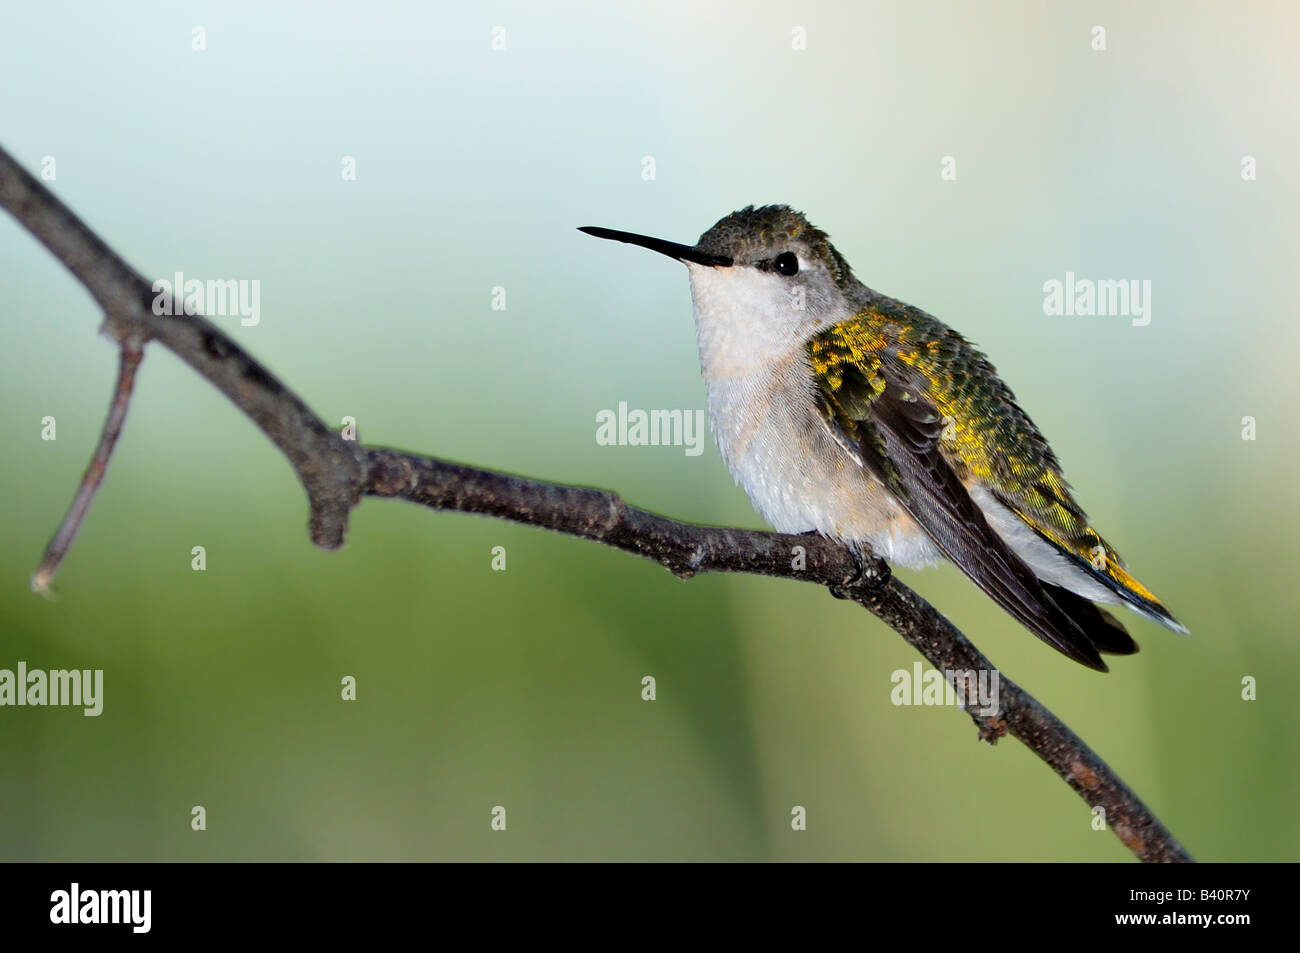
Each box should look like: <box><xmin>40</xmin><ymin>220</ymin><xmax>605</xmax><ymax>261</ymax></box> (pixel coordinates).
<box><xmin>31</xmin><ymin>339</ymin><xmax>144</xmax><ymax>594</ymax></box>
<box><xmin>364</xmin><ymin>449</ymin><xmax>1191</xmax><ymax>862</ymax></box>
<box><xmin>363</xmin><ymin>449</ymin><xmax>875</xmax><ymax>583</ymax></box>
<box><xmin>0</xmin><ymin>145</ymin><xmax>365</xmax><ymax>548</ymax></box>
<box><xmin>0</xmin><ymin>142</ymin><xmax>1192</xmax><ymax>862</ymax></box>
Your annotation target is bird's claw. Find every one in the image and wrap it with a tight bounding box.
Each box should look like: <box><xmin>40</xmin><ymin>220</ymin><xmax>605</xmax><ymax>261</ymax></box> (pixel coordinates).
<box><xmin>828</xmin><ymin>549</ymin><xmax>890</xmax><ymax>599</ymax></box>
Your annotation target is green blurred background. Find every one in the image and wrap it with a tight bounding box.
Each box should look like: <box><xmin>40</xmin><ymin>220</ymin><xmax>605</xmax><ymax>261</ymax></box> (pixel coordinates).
<box><xmin>2</xmin><ymin>1</ymin><xmax>1296</xmax><ymax>861</ymax></box>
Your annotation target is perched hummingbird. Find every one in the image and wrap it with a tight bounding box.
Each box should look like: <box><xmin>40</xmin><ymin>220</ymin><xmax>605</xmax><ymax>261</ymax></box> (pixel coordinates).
<box><xmin>580</xmin><ymin>206</ymin><xmax>1186</xmax><ymax>671</ymax></box>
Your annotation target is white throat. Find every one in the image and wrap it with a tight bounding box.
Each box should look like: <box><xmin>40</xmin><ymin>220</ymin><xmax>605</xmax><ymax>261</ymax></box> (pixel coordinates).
<box><xmin>686</xmin><ymin>262</ymin><xmax>810</xmax><ymax>381</ymax></box>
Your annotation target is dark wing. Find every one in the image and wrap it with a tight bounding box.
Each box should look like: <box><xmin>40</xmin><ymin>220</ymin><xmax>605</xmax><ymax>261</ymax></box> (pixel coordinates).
<box><xmin>815</xmin><ymin>357</ymin><xmax>1116</xmax><ymax>671</ymax></box>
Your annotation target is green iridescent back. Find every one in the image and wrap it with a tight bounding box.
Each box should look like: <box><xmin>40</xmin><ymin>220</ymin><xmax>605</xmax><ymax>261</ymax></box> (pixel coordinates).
<box><xmin>807</xmin><ymin>302</ymin><xmax>1160</xmax><ymax>605</ymax></box>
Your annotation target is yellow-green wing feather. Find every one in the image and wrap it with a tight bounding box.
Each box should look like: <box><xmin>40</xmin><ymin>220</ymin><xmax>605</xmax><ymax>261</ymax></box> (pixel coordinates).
<box><xmin>809</xmin><ymin>303</ymin><xmax>1179</xmax><ymax>626</ymax></box>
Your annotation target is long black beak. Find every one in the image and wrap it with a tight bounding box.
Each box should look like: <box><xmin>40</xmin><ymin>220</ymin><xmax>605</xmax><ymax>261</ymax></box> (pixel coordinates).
<box><xmin>578</xmin><ymin>226</ymin><xmax>733</xmax><ymax>267</ymax></box>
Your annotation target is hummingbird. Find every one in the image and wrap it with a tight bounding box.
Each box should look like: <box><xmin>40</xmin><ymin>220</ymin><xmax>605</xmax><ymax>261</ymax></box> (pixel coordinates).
<box><xmin>579</xmin><ymin>205</ymin><xmax>1187</xmax><ymax>671</ymax></box>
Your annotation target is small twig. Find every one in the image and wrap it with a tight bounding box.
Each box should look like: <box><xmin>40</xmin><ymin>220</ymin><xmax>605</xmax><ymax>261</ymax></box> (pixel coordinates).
<box><xmin>31</xmin><ymin>339</ymin><xmax>145</xmax><ymax>595</ymax></box>
<box><xmin>0</xmin><ymin>145</ymin><xmax>364</xmax><ymax>549</ymax></box>
<box><xmin>0</xmin><ymin>141</ymin><xmax>1193</xmax><ymax>862</ymax></box>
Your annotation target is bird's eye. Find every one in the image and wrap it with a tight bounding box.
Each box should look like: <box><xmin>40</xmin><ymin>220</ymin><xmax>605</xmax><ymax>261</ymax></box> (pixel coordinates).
<box><xmin>773</xmin><ymin>251</ymin><xmax>799</xmax><ymax>276</ymax></box>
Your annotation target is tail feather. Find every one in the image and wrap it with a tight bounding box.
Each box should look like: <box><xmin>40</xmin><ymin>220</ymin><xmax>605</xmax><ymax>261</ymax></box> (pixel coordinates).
<box><xmin>1042</xmin><ymin>583</ymin><xmax>1139</xmax><ymax>657</ymax></box>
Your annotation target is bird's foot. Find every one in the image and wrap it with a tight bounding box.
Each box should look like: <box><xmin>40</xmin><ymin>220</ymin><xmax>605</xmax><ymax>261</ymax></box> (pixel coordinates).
<box><xmin>828</xmin><ymin>546</ymin><xmax>890</xmax><ymax>600</ymax></box>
